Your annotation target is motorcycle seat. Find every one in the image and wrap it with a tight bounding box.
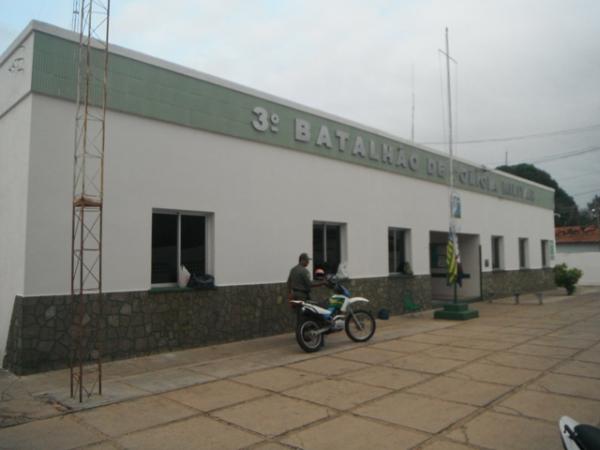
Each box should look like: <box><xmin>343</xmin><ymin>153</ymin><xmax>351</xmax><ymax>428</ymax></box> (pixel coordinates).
<box><xmin>575</xmin><ymin>424</ymin><xmax>600</xmax><ymax>450</ymax></box>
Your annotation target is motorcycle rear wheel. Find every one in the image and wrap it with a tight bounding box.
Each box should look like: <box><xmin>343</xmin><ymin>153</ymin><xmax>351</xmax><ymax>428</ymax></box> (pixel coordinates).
<box><xmin>296</xmin><ymin>319</ymin><xmax>324</xmax><ymax>353</ymax></box>
<box><xmin>345</xmin><ymin>309</ymin><xmax>376</xmax><ymax>342</ymax></box>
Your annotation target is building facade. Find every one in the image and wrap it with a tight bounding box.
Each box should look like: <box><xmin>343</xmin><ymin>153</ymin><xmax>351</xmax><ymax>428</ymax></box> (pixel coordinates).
<box><xmin>555</xmin><ymin>226</ymin><xmax>600</xmax><ymax>286</ymax></box>
<box><xmin>1</xmin><ymin>22</ymin><xmax>556</xmax><ymax>374</ymax></box>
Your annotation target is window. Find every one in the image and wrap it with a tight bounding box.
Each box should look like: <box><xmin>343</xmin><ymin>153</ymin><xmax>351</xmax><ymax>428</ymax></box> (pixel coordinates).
<box><xmin>541</xmin><ymin>240</ymin><xmax>550</xmax><ymax>267</ymax></box>
<box><xmin>389</xmin><ymin>228</ymin><xmax>410</xmax><ymax>273</ymax></box>
<box><xmin>313</xmin><ymin>223</ymin><xmax>343</xmax><ymax>275</ymax></box>
<box><xmin>152</xmin><ymin>211</ymin><xmax>208</xmax><ymax>285</ymax></box>
<box><xmin>518</xmin><ymin>238</ymin><xmax>529</xmax><ymax>269</ymax></box>
<box><xmin>491</xmin><ymin>236</ymin><xmax>503</xmax><ymax>270</ymax></box>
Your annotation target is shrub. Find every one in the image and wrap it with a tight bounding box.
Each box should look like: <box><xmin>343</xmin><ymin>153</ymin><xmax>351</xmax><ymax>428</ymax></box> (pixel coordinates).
<box><xmin>553</xmin><ymin>263</ymin><xmax>583</xmax><ymax>295</ymax></box>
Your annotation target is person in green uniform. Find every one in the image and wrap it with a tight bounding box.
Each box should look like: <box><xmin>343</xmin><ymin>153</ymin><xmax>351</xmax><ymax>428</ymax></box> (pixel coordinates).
<box><xmin>287</xmin><ymin>253</ymin><xmax>320</xmax><ymax>300</ymax></box>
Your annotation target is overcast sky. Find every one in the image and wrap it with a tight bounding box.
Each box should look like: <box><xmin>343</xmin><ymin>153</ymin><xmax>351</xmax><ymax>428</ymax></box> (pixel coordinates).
<box><xmin>2</xmin><ymin>0</ymin><xmax>599</xmax><ymax>208</ymax></box>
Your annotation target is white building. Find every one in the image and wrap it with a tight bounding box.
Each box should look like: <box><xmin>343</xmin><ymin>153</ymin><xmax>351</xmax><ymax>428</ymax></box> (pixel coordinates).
<box><xmin>1</xmin><ymin>22</ymin><xmax>556</xmax><ymax>373</ymax></box>
<box><xmin>555</xmin><ymin>226</ymin><xmax>600</xmax><ymax>286</ymax></box>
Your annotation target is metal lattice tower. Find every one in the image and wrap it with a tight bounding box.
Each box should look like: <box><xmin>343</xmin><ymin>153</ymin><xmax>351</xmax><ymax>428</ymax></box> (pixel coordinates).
<box><xmin>70</xmin><ymin>0</ymin><xmax>110</xmax><ymax>403</ymax></box>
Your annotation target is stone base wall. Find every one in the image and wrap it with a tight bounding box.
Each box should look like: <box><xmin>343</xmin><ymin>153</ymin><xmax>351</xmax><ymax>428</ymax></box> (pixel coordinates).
<box><xmin>3</xmin><ymin>275</ymin><xmax>431</xmax><ymax>375</ymax></box>
<box><xmin>481</xmin><ymin>268</ymin><xmax>555</xmax><ymax>300</ymax></box>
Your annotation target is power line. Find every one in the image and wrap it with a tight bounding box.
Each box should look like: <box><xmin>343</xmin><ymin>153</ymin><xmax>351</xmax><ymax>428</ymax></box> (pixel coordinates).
<box><xmin>487</xmin><ymin>145</ymin><xmax>600</xmax><ymax>167</ymax></box>
<box><xmin>422</xmin><ymin>122</ymin><xmax>600</xmax><ymax>145</ymax></box>
<box><xmin>530</xmin><ymin>146</ymin><xmax>600</xmax><ymax>164</ymax></box>
<box><xmin>572</xmin><ymin>188</ymin><xmax>600</xmax><ymax>197</ymax></box>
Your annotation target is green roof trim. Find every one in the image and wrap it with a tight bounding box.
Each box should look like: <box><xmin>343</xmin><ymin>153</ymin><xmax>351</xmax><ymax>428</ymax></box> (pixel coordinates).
<box><xmin>31</xmin><ymin>31</ymin><xmax>554</xmax><ymax>210</ymax></box>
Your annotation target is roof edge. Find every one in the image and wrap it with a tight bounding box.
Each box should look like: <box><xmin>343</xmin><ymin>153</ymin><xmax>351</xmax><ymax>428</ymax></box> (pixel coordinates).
<box><xmin>9</xmin><ymin>21</ymin><xmax>555</xmax><ymax>194</ymax></box>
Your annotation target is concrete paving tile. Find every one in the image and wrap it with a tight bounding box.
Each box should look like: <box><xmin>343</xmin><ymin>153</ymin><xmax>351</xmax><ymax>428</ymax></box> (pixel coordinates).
<box><xmin>284</xmin><ymin>378</ymin><xmax>390</xmax><ymax>410</ymax></box>
<box><xmin>341</xmin><ymin>366</ymin><xmax>431</xmax><ymax>390</ymax></box>
<box><xmin>232</xmin><ymin>367</ymin><xmax>323</xmax><ymax>392</ymax></box>
<box><xmin>0</xmin><ymin>391</ymin><xmax>63</xmax><ymax>427</ymax></box>
<box><xmin>0</xmin><ymin>415</ymin><xmax>104</xmax><ymax>450</ymax></box>
<box><xmin>448</xmin><ymin>362</ymin><xmax>540</xmax><ymax>386</ymax></box>
<box><xmin>574</xmin><ymin>349</ymin><xmax>600</xmax><ymax>364</ymax></box>
<box><xmin>248</xmin><ymin>442</ymin><xmax>293</xmax><ymax>450</ymax></box>
<box><xmin>428</xmin><ymin>328</ymin><xmax>483</xmax><ymax>338</ymax></box>
<box><xmin>74</xmin><ymin>441</ymin><xmax>119</xmax><ymax>449</ymax></box>
<box><xmin>528</xmin><ymin>373</ymin><xmax>600</xmax><ymax>400</ymax></box>
<box><xmin>385</xmin><ymin>354</ymin><xmax>465</xmax><ymax>374</ymax></box>
<box><xmin>116</xmin><ymin>415</ymin><xmax>263</xmax><ymax>450</ymax></box>
<box><xmin>187</xmin><ymin>356</ymin><xmax>271</xmax><ymax>378</ymax></box>
<box><xmin>407</xmin><ymin>375</ymin><xmax>512</xmax><ymax>406</ymax></box>
<box><xmin>424</xmin><ymin>346</ymin><xmax>490</xmax><ymax>362</ymax></box>
<box><xmin>527</xmin><ymin>336</ymin><xmax>598</xmax><ymax>349</ymax></box>
<box><xmin>75</xmin><ymin>395</ymin><xmax>196</xmax><ymax>437</ymax></box>
<box><xmin>550</xmin><ymin>329</ymin><xmax>600</xmax><ymax>341</ymax></box>
<box><xmin>212</xmin><ymin>394</ymin><xmax>330</xmax><ymax>436</ymax></box>
<box><xmin>481</xmin><ymin>351</ymin><xmax>561</xmax><ymax>371</ymax></box>
<box><xmin>447</xmin><ymin>338</ymin><xmax>515</xmax><ymax>351</ymax></box>
<box><xmin>445</xmin><ymin>411</ymin><xmax>562</xmax><ymax>450</ymax></box>
<box><xmin>46</xmin><ymin>380</ymin><xmax>149</xmax><ymax>411</ymax></box>
<box><xmin>420</xmin><ymin>439</ymin><xmax>478</xmax><ymax>450</ymax></box>
<box><xmin>507</xmin><ymin>343</ymin><xmax>580</xmax><ymax>359</ymax></box>
<box><xmin>288</xmin><ymin>356</ymin><xmax>369</xmax><ymax>376</ymax></box>
<box><xmin>490</xmin><ymin>333</ymin><xmax>541</xmax><ymax>344</ymax></box>
<box><xmin>372</xmin><ymin>339</ymin><xmax>435</xmax><ymax>354</ymax></box>
<box><xmin>16</xmin><ymin>369</ymin><xmax>69</xmax><ymax>396</ymax></box>
<box><xmin>163</xmin><ymin>379</ymin><xmax>267</xmax><ymax>411</ymax></box>
<box><xmin>332</xmin><ymin>347</ymin><xmax>399</xmax><ymax>364</ymax></box>
<box><xmin>281</xmin><ymin>414</ymin><xmax>428</xmax><ymax>450</ymax></box>
<box><xmin>499</xmin><ymin>327</ymin><xmax>550</xmax><ymax>337</ymax></box>
<box><xmin>120</xmin><ymin>367</ymin><xmax>214</xmax><ymax>393</ymax></box>
<box><xmin>494</xmin><ymin>389</ymin><xmax>600</xmax><ymax>424</ymax></box>
<box><xmin>551</xmin><ymin>360</ymin><xmax>600</xmax><ymax>379</ymax></box>
<box><xmin>355</xmin><ymin>392</ymin><xmax>476</xmax><ymax>433</ymax></box>
<box><xmin>403</xmin><ymin>333</ymin><xmax>454</xmax><ymax>344</ymax></box>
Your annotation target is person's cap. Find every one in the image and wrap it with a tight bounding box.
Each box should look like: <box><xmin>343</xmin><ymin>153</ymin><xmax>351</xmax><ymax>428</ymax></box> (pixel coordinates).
<box><xmin>299</xmin><ymin>252</ymin><xmax>311</xmax><ymax>261</ymax></box>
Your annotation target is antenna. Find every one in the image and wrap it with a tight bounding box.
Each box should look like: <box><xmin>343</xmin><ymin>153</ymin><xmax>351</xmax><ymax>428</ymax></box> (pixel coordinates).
<box><xmin>71</xmin><ymin>0</ymin><xmax>80</xmax><ymax>32</ymax></box>
<box><xmin>411</xmin><ymin>64</ymin><xmax>415</xmax><ymax>142</ymax></box>
<box><xmin>70</xmin><ymin>0</ymin><xmax>111</xmax><ymax>403</ymax></box>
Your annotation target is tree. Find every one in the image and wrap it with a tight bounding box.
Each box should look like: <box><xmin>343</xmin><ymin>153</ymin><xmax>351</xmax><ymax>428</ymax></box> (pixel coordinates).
<box><xmin>580</xmin><ymin>194</ymin><xmax>600</xmax><ymax>227</ymax></box>
<box><xmin>496</xmin><ymin>164</ymin><xmax>579</xmax><ymax>226</ymax></box>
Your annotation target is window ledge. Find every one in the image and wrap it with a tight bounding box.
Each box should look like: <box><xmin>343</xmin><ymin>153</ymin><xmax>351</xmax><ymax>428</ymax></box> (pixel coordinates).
<box><xmin>149</xmin><ymin>286</ymin><xmax>217</xmax><ymax>294</ymax></box>
<box><xmin>388</xmin><ymin>273</ymin><xmax>414</xmax><ymax>279</ymax></box>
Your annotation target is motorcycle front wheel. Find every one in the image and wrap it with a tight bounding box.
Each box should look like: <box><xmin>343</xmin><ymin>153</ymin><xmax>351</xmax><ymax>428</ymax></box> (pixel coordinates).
<box><xmin>296</xmin><ymin>319</ymin><xmax>324</xmax><ymax>353</ymax></box>
<box><xmin>345</xmin><ymin>310</ymin><xmax>376</xmax><ymax>342</ymax></box>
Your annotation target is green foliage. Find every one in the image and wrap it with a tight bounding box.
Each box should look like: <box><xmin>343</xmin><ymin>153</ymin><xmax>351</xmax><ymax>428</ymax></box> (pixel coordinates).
<box><xmin>580</xmin><ymin>195</ymin><xmax>600</xmax><ymax>226</ymax></box>
<box><xmin>496</xmin><ymin>163</ymin><xmax>579</xmax><ymax>226</ymax></box>
<box><xmin>553</xmin><ymin>263</ymin><xmax>583</xmax><ymax>295</ymax></box>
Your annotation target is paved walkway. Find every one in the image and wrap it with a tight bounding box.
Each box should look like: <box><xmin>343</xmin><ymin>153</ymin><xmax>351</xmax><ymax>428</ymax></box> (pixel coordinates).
<box><xmin>1</xmin><ymin>287</ymin><xmax>599</xmax><ymax>449</ymax></box>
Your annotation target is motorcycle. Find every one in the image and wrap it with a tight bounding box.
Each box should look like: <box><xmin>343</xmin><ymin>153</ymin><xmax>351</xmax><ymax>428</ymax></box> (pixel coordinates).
<box><xmin>289</xmin><ymin>273</ymin><xmax>376</xmax><ymax>353</ymax></box>
<box><xmin>559</xmin><ymin>416</ymin><xmax>600</xmax><ymax>450</ymax></box>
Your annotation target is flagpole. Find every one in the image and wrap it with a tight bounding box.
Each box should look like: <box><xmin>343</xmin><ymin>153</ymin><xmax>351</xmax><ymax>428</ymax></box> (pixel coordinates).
<box><xmin>443</xmin><ymin>27</ymin><xmax>458</xmax><ymax>304</ymax></box>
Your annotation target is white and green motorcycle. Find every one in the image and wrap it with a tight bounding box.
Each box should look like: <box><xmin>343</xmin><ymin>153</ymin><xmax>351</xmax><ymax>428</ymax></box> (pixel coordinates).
<box><xmin>289</xmin><ymin>274</ymin><xmax>376</xmax><ymax>353</ymax></box>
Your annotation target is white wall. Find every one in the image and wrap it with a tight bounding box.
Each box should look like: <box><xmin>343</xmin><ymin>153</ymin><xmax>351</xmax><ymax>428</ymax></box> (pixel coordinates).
<box><xmin>0</xmin><ymin>96</ymin><xmax>32</xmax><ymax>364</ymax></box>
<box><xmin>556</xmin><ymin>245</ymin><xmax>600</xmax><ymax>285</ymax></box>
<box><xmin>0</xmin><ymin>33</ymin><xmax>34</xmax><ymax>364</ymax></box>
<box><xmin>0</xmin><ymin>34</ymin><xmax>33</xmax><ymax>118</ymax></box>
<box><xmin>22</xmin><ymin>94</ymin><xmax>556</xmax><ymax>297</ymax></box>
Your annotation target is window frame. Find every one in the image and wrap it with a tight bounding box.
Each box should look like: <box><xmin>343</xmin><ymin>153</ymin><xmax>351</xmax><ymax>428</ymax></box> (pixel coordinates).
<box><xmin>312</xmin><ymin>221</ymin><xmax>346</xmax><ymax>275</ymax></box>
<box><xmin>491</xmin><ymin>235</ymin><xmax>504</xmax><ymax>270</ymax></box>
<box><xmin>151</xmin><ymin>209</ymin><xmax>212</xmax><ymax>287</ymax></box>
<box><xmin>388</xmin><ymin>227</ymin><xmax>411</xmax><ymax>274</ymax></box>
<box><xmin>541</xmin><ymin>239</ymin><xmax>550</xmax><ymax>268</ymax></box>
<box><xmin>518</xmin><ymin>237</ymin><xmax>529</xmax><ymax>269</ymax></box>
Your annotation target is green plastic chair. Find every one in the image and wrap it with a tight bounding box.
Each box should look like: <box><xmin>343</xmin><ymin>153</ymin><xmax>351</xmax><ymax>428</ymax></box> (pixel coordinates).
<box><xmin>403</xmin><ymin>291</ymin><xmax>422</xmax><ymax>315</ymax></box>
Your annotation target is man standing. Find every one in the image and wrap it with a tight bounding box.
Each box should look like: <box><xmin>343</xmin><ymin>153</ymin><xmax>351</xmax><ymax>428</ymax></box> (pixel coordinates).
<box><xmin>287</xmin><ymin>253</ymin><xmax>313</xmax><ymax>300</ymax></box>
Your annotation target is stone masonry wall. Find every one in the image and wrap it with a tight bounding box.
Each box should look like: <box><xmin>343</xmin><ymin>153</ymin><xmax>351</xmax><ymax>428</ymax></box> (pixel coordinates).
<box><xmin>481</xmin><ymin>268</ymin><xmax>555</xmax><ymax>300</ymax></box>
<box><xmin>4</xmin><ymin>275</ymin><xmax>430</xmax><ymax>375</ymax></box>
